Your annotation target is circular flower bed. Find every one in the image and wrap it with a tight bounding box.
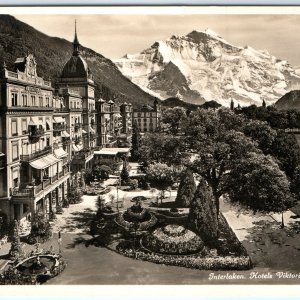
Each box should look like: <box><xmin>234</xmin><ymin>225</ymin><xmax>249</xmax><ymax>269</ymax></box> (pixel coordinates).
<box><xmin>142</xmin><ymin>224</ymin><xmax>204</xmax><ymax>255</ymax></box>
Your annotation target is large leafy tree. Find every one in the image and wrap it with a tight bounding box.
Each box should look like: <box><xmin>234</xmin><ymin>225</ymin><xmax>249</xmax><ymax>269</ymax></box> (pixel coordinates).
<box><xmin>175</xmin><ymin>168</ymin><xmax>196</xmax><ymax>207</ymax></box>
<box><xmin>224</xmin><ymin>152</ymin><xmax>294</xmax><ymax>226</ymax></box>
<box><xmin>184</xmin><ymin>108</ymin><xmax>259</xmax><ymax>216</ymax></box>
<box><xmin>162</xmin><ymin>106</ymin><xmax>187</xmax><ymax>135</ymax></box>
<box><xmin>183</xmin><ymin>108</ymin><xmax>296</xmax><ymax>221</ymax></box>
<box><xmin>140</xmin><ymin>133</ymin><xmax>187</xmax><ymax>166</ymax></box>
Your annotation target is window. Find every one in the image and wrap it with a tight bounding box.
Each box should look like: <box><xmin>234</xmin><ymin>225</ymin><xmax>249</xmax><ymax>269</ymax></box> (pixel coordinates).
<box><xmin>11</xmin><ymin>92</ymin><xmax>18</xmax><ymax>106</ymax></box>
<box><xmin>137</xmin><ymin>113</ymin><xmax>141</xmax><ymax>117</ymax></box>
<box><xmin>21</xmin><ymin>119</ymin><xmax>27</xmax><ymax>134</ymax></box>
<box><xmin>39</xmin><ymin>96</ymin><xmax>43</xmax><ymax>107</ymax></box>
<box><xmin>46</xmin><ymin>136</ymin><xmax>50</xmax><ymax>147</ymax></box>
<box><xmin>22</xmin><ymin>94</ymin><xmax>28</xmax><ymax>106</ymax></box>
<box><xmin>46</xmin><ymin>97</ymin><xmax>50</xmax><ymax>107</ymax></box>
<box><xmin>12</xmin><ymin>142</ymin><xmax>19</xmax><ymax>161</ymax></box>
<box><xmin>11</xmin><ymin>120</ymin><xmax>18</xmax><ymax>136</ymax></box>
<box><xmin>31</xmin><ymin>95</ymin><xmax>36</xmax><ymax>106</ymax></box>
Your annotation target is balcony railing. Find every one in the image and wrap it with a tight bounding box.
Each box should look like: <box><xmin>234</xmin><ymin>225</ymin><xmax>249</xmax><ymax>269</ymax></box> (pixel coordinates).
<box><xmin>11</xmin><ymin>166</ymin><xmax>70</xmax><ymax>198</ymax></box>
<box><xmin>29</xmin><ymin>128</ymin><xmax>45</xmax><ymax>141</ymax></box>
<box><xmin>20</xmin><ymin>146</ymin><xmax>52</xmax><ymax>162</ymax></box>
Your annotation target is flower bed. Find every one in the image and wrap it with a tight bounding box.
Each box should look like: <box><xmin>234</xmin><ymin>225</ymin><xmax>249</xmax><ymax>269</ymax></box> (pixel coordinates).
<box><xmin>115</xmin><ymin>213</ymin><xmax>157</xmax><ymax>231</ymax></box>
<box><xmin>142</xmin><ymin>225</ymin><xmax>204</xmax><ymax>255</ymax></box>
<box><xmin>117</xmin><ymin>247</ymin><xmax>252</xmax><ymax>270</ymax></box>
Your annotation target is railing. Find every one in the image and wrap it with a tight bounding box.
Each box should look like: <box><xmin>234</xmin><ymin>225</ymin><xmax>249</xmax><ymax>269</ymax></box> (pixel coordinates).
<box><xmin>11</xmin><ymin>168</ymin><xmax>69</xmax><ymax>198</ymax></box>
<box><xmin>285</xmin><ymin>128</ymin><xmax>300</xmax><ymax>133</ymax></box>
<box><xmin>20</xmin><ymin>146</ymin><xmax>52</xmax><ymax>162</ymax></box>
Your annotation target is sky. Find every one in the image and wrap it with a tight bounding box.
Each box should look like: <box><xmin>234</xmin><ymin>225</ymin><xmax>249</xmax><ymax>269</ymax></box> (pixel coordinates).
<box><xmin>13</xmin><ymin>13</ymin><xmax>300</xmax><ymax>66</ymax></box>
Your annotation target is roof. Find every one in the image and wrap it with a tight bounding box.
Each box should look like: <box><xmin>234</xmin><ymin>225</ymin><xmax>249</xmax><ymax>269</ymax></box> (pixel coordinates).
<box><xmin>61</xmin><ymin>55</ymin><xmax>90</xmax><ymax>79</ymax></box>
<box><xmin>94</xmin><ymin>147</ymin><xmax>130</xmax><ymax>156</ymax></box>
<box><xmin>135</xmin><ymin>105</ymin><xmax>155</xmax><ymax>112</ymax></box>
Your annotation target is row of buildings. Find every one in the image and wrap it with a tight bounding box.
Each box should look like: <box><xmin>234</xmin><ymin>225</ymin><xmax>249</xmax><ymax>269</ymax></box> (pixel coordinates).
<box><xmin>0</xmin><ymin>26</ymin><xmax>161</xmax><ymax>223</ymax></box>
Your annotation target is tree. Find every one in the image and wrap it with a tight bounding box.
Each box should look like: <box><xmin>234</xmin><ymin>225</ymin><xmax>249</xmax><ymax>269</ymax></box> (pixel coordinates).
<box><xmin>188</xmin><ymin>177</ymin><xmax>218</xmax><ymax>241</ymax></box>
<box><xmin>131</xmin><ymin>120</ymin><xmax>142</xmax><ymax>161</ymax></box>
<box><xmin>224</xmin><ymin>152</ymin><xmax>295</xmax><ymax>227</ymax></box>
<box><xmin>291</xmin><ymin>165</ymin><xmax>300</xmax><ymax>199</ymax></box>
<box><xmin>270</xmin><ymin>130</ymin><xmax>300</xmax><ymax>178</ymax></box>
<box><xmin>146</xmin><ymin>163</ymin><xmax>175</xmax><ymax>204</ymax></box>
<box><xmin>9</xmin><ymin>220</ymin><xmax>22</xmax><ymax>260</ymax></box>
<box><xmin>162</xmin><ymin>106</ymin><xmax>187</xmax><ymax>135</ymax></box>
<box><xmin>175</xmin><ymin>168</ymin><xmax>196</xmax><ymax>207</ymax></box>
<box><xmin>140</xmin><ymin>133</ymin><xmax>187</xmax><ymax>166</ymax></box>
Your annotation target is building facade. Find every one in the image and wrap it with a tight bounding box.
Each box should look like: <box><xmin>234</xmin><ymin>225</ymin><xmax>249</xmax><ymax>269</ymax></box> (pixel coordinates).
<box><xmin>96</xmin><ymin>99</ymin><xmax>133</xmax><ymax>148</ymax></box>
<box><xmin>132</xmin><ymin>100</ymin><xmax>161</xmax><ymax>133</ymax></box>
<box><xmin>0</xmin><ymin>54</ymin><xmax>70</xmax><ymax>222</ymax></box>
<box><xmin>0</xmin><ymin>23</ymin><xmax>135</xmax><ymax>223</ymax></box>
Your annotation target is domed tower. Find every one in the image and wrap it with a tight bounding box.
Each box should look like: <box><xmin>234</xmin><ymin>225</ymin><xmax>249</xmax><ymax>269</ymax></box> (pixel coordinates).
<box><xmin>56</xmin><ymin>21</ymin><xmax>96</xmax><ymax>171</ymax></box>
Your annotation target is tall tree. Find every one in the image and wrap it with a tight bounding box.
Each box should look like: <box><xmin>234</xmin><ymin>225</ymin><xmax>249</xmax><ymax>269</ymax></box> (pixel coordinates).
<box><xmin>131</xmin><ymin>120</ymin><xmax>141</xmax><ymax>161</ymax></box>
<box><xmin>175</xmin><ymin>168</ymin><xmax>196</xmax><ymax>207</ymax></box>
<box><xmin>188</xmin><ymin>177</ymin><xmax>218</xmax><ymax>241</ymax></box>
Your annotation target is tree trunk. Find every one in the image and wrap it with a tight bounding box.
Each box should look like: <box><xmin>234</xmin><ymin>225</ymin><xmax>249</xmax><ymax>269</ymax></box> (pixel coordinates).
<box><xmin>281</xmin><ymin>211</ymin><xmax>285</xmax><ymax>229</ymax></box>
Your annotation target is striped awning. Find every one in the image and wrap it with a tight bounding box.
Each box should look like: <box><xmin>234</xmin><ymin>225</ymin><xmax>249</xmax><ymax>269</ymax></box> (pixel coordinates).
<box><xmin>29</xmin><ymin>154</ymin><xmax>60</xmax><ymax>170</ymax></box>
<box><xmin>54</xmin><ymin>148</ymin><xmax>68</xmax><ymax>159</ymax></box>
<box><xmin>53</xmin><ymin>117</ymin><xmax>65</xmax><ymax>123</ymax></box>
<box><xmin>61</xmin><ymin>131</ymin><xmax>70</xmax><ymax>138</ymax></box>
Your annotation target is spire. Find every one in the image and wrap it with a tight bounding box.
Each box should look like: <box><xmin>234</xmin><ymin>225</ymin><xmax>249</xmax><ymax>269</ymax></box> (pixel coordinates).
<box><xmin>73</xmin><ymin>19</ymin><xmax>80</xmax><ymax>56</ymax></box>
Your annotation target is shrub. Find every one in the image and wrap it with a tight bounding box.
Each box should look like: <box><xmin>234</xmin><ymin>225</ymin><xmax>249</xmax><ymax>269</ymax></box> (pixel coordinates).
<box><xmin>175</xmin><ymin>168</ymin><xmax>196</xmax><ymax>207</ymax></box>
<box><xmin>0</xmin><ymin>267</ymin><xmax>37</xmax><ymax>285</ymax></box>
<box><xmin>27</xmin><ymin>214</ymin><xmax>52</xmax><ymax>244</ymax></box>
<box><xmin>9</xmin><ymin>220</ymin><xmax>23</xmax><ymax>261</ymax></box>
<box><xmin>129</xmin><ymin>179</ymin><xmax>139</xmax><ymax>190</ymax></box>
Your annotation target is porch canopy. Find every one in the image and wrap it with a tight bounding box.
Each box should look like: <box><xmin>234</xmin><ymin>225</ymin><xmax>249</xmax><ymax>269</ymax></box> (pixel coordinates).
<box><xmin>53</xmin><ymin>117</ymin><xmax>65</xmax><ymax>123</ymax></box>
<box><xmin>54</xmin><ymin>147</ymin><xmax>68</xmax><ymax>159</ymax></box>
<box><xmin>29</xmin><ymin>154</ymin><xmax>60</xmax><ymax>169</ymax></box>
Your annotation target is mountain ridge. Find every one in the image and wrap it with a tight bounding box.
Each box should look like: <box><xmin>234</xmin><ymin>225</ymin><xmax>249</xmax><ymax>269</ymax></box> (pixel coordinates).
<box><xmin>115</xmin><ymin>29</ymin><xmax>300</xmax><ymax>107</ymax></box>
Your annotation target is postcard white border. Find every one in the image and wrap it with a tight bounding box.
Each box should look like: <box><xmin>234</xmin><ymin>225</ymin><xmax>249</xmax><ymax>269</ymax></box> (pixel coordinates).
<box><xmin>0</xmin><ymin>4</ymin><xmax>300</xmax><ymax>298</ymax></box>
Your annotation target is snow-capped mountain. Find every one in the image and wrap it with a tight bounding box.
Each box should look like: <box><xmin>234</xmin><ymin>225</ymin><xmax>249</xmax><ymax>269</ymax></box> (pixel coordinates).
<box><xmin>115</xmin><ymin>29</ymin><xmax>300</xmax><ymax>107</ymax></box>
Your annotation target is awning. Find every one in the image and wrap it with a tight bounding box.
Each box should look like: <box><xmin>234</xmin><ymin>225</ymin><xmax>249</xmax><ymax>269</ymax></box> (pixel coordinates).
<box><xmin>115</xmin><ymin>113</ymin><xmax>122</xmax><ymax>118</ymax></box>
<box><xmin>61</xmin><ymin>131</ymin><xmax>70</xmax><ymax>138</ymax></box>
<box><xmin>72</xmin><ymin>145</ymin><xmax>79</xmax><ymax>152</ymax></box>
<box><xmin>104</xmin><ymin>114</ymin><xmax>110</xmax><ymax>120</ymax></box>
<box><xmin>90</xmin><ymin>127</ymin><xmax>95</xmax><ymax>133</ymax></box>
<box><xmin>77</xmin><ymin>144</ymin><xmax>83</xmax><ymax>151</ymax></box>
<box><xmin>53</xmin><ymin>117</ymin><xmax>65</xmax><ymax>123</ymax></box>
<box><xmin>54</xmin><ymin>148</ymin><xmax>68</xmax><ymax>159</ymax></box>
<box><xmin>29</xmin><ymin>154</ymin><xmax>60</xmax><ymax>170</ymax></box>
<box><xmin>46</xmin><ymin>120</ymin><xmax>51</xmax><ymax>128</ymax></box>
<box><xmin>82</xmin><ymin>129</ymin><xmax>87</xmax><ymax>134</ymax></box>
<box><xmin>0</xmin><ymin>152</ymin><xmax>5</xmax><ymax>157</ymax></box>
<box><xmin>28</xmin><ymin>118</ymin><xmax>38</xmax><ymax>126</ymax></box>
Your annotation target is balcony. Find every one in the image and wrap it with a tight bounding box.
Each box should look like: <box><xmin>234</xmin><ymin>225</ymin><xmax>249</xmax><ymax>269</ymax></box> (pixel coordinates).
<box><xmin>53</xmin><ymin>124</ymin><xmax>66</xmax><ymax>132</ymax></box>
<box><xmin>20</xmin><ymin>146</ymin><xmax>52</xmax><ymax>162</ymax></box>
<box><xmin>11</xmin><ymin>165</ymin><xmax>70</xmax><ymax>199</ymax></box>
<box><xmin>73</xmin><ymin>148</ymin><xmax>94</xmax><ymax>161</ymax></box>
<box><xmin>29</xmin><ymin>128</ymin><xmax>45</xmax><ymax>143</ymax></box>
